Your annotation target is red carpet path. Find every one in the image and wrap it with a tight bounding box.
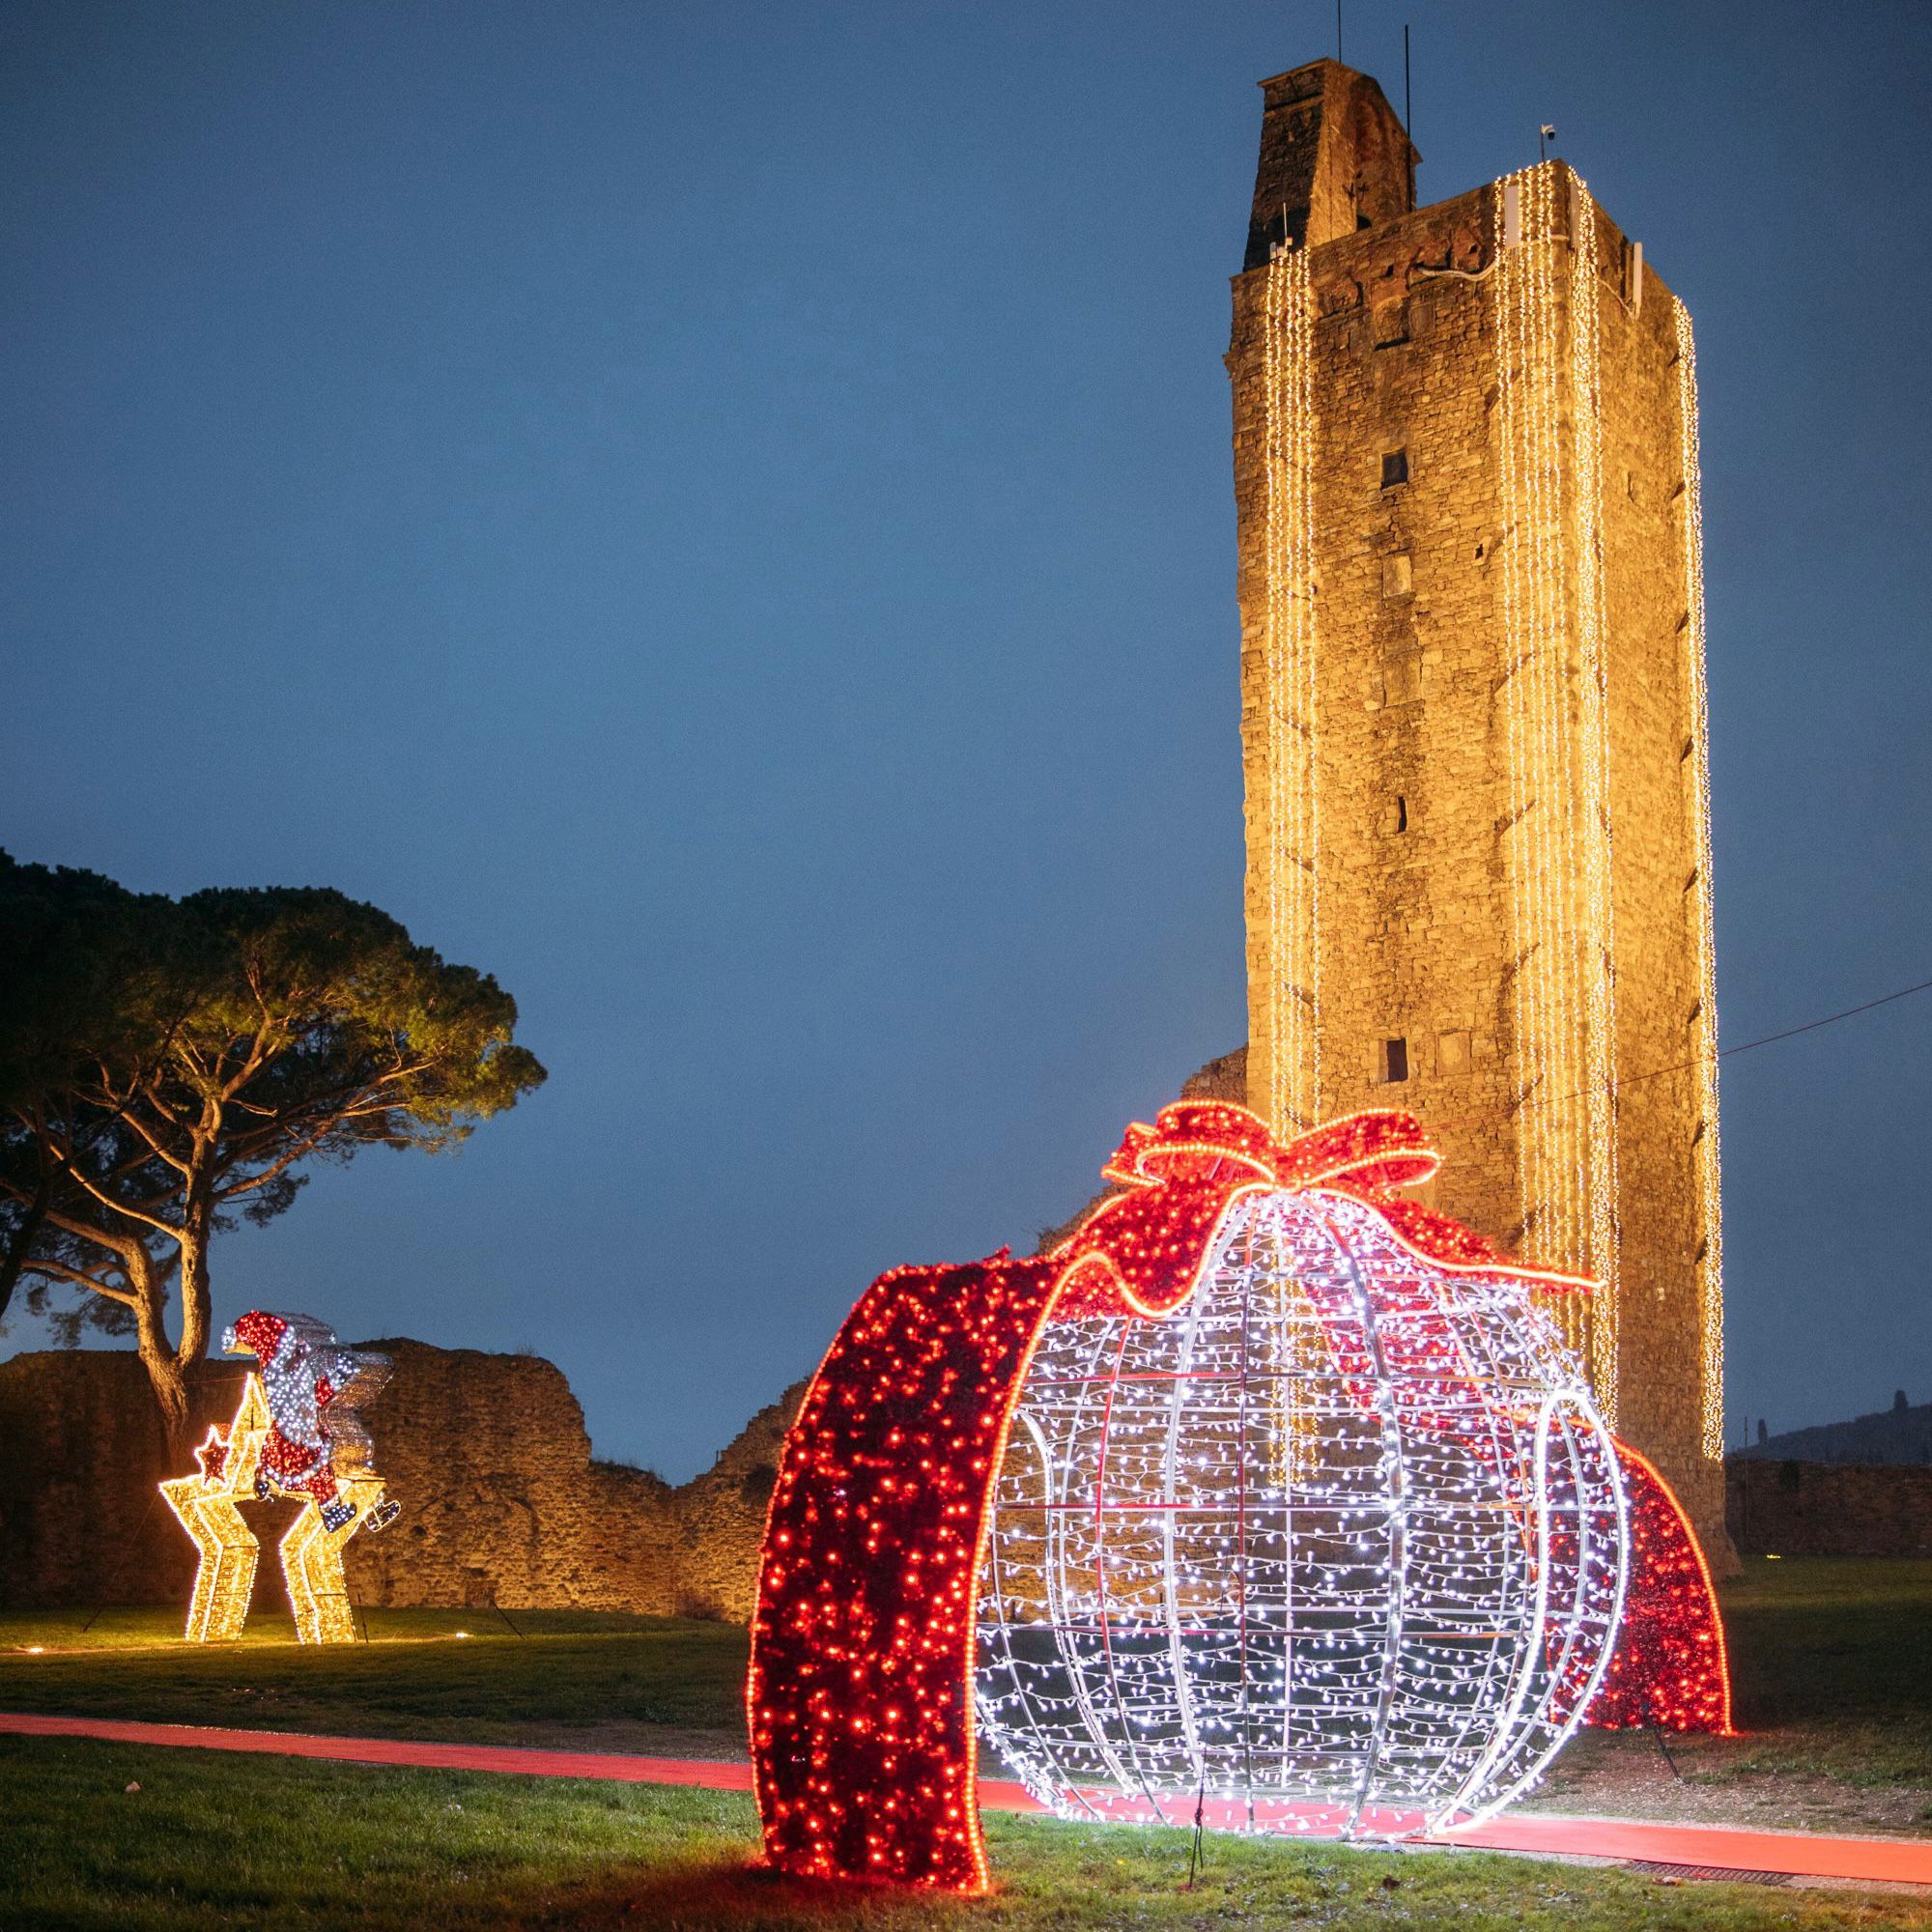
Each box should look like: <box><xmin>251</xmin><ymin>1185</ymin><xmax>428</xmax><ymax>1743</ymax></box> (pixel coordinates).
<box><xmin>4</xmin><ymin>1712</ymin><xmax>1928</xmax><ymax>1888</ymax></box>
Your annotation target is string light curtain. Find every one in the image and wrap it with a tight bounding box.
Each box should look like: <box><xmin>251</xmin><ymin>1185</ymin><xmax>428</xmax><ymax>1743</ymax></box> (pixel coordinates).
<box><xmin>1671</xmin><ymin>297</ymin><xmax>1726</xmax><ymax>1461</ymax></box>
<box><xmin>1253</xmin><ymin>240</ymin><xmax>1321</xmax><ymax>1133</ymax></box>
<box><xmin>1492</xmin><ymin>163</ymin><xmax>1623</xmax><ymax>1414</ymax></box>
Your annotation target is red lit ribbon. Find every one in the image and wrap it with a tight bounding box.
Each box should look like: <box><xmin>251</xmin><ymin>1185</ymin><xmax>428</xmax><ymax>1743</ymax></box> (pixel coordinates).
<box><xmin>1058</xmin><ymin>1102</ymin><xmax>1574</xmax><ymax>1319</ymax></box>
<box><xmin>747</xmin><ymin>1100</ymin><xmax>1728</xmax><ymax>1894</ymax></box>
<box><xmin>1588</xmin><ymin>1443</ymin><xmax>1735</xmax><ymax>1735</ymax></box>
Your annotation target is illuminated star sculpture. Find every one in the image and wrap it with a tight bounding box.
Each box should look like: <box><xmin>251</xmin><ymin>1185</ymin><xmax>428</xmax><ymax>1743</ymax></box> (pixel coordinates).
<box><xmin>159</xmin><ymin>1311</ymin><xmax>400</xmax><ymax>1643</ymax></box>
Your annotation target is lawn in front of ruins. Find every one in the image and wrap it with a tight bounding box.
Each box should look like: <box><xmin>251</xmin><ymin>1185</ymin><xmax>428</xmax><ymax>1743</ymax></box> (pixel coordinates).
<box><xmin>0</xmin><ymin>1607</ymin><xmax>750</xmax><ymax>1756</ymax></box>
<box><xmin>5</xmin><ymin>1558</ymin><xmax>1932</xmax><ymax>1830</ymax></box>
<box><xmin>5</xmin><ymin>1736</ymin><xmax>1932</xmax><ymax>1932</ymax></box>
<box><xmin>14</xmin><ymin>1739</ymin><xmax>1932</xmax><ymax>1932</ymax></box>
<box><xmin>2</xmin><ymin>1558</ymin><xmax>1931</xmax><ymax>1926</ymax></box>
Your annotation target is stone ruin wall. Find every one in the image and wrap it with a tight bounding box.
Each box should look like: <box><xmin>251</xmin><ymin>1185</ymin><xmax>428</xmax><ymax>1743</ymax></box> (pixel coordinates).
<box><xmin>5</xmin><ymin>1336</ymin><xmax>1925</xmax><ymax>1627</ymax></box>
<box><xmin>1725</xmin><ymin>1456</ymin><xmax>1932</xmax><ymax>1560</ymax></box>
<box><xmin>0</xmin><ymin>1343</ymin><xmax>804</xmax><ymax>1624</ymax></box>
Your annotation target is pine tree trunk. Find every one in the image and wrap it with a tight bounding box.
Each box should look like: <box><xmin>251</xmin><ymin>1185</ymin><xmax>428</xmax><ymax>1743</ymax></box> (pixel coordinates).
<box><xmin>139</xmin><ymin>1338</ymin><xmax>193</xmax><ymax>1456</ymax></box>
<box><xmin>130</xmin><ymin>1246</ymin><xmax>194</xmax><ymax>1457</ymax></box>
<box><xmin>148</xmin><ymin>1143</ymin><xmax>218</xmax><ymax>1459</ymax></box>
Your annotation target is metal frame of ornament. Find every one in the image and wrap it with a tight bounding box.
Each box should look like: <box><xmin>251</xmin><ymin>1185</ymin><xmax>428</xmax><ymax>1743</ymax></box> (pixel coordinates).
<box><xmin>974</xmin><ymin>1182</ymin><xmax>1628</xmax><ymax>1840</ymax></box>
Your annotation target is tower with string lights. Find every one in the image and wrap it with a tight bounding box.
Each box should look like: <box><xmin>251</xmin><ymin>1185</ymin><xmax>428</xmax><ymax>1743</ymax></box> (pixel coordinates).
<box><xmin>1227</xmin><ymin>60</ymin><xmax>1726</xmax><ymax>1549</ymax></box>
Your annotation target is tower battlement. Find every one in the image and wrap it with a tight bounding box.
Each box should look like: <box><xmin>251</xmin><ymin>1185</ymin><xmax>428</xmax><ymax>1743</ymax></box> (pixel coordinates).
<box><xmin>1245</xmin><ymin>59</ymin><xmax>1418</xmax><ymax>266</ymax></box>
<box><xmin>1228</xmin><ymin>65</ymin><xmax>1726</xmax><ymax>1551</ymax></box>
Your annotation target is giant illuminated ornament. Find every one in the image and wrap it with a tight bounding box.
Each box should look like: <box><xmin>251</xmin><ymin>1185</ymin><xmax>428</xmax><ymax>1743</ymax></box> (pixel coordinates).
<box><xmin>160</xmin><ymin>1310</ymin><xmax>400</xmax><ymax>1643</ymax></box>
<box><xmin>749</xmin><ymin>1102</ymin><xmax>1730</xmax><ymax>1892</ymax></box>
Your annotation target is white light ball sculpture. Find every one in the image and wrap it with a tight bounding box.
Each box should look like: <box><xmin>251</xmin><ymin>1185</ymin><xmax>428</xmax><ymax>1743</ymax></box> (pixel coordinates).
<box><xmin>974</xmin><ymin>1187</ymin><xmax>1628</xmax><ymax>1839</ymax></box>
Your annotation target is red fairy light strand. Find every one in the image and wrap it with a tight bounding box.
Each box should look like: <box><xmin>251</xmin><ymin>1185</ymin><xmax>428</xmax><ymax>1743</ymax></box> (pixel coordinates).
<box><xmin>1589</xmin><ymin>1442</ymin><xmax>1734</xmax><ymax>1735</ymax></box>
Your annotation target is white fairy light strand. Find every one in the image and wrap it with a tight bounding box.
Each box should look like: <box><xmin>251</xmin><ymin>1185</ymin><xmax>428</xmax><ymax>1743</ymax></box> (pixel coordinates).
<box><xmin>1494</xmin><ymin>165</ymin><xmax>1567</xmax><ymax>1331</ymax></box>
<box><xmin>1492</xmin><ymin>164</ymin><xmax>1622</xmax><ymax>1419</ymax></box>
<box><xmin>974</xmin><ymin>1189</ymin><xmax>1629</xmax><ymax>1840</ymax></box>
<box><xmin>1568</xmin><ymin>179</ymin><xmax>1622</xmax><ymax>1408</ymax></box>
<box><xmin>1260</xmin><ymin>242</ymin><xmax>1321</xmax><ymax>1132</ymax></box>
<box><xmin>1671</xmin><ymin>298</ymin><xmax>1725</xmax><ymax>1461</ymax></box>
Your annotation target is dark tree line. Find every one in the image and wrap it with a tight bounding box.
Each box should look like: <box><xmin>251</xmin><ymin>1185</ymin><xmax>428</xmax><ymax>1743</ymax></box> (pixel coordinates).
<box><xmin>0</xmin><ymin>851</ymin><xmax>545</xmax><ymax>1445</ymax></box>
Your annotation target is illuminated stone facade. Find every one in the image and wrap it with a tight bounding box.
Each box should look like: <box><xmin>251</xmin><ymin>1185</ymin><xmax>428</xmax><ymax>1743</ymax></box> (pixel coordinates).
<box><xmin>1229</xmin><ymin>61</ymin><xmax>1726</xmax><ymax>1549</ymax></box>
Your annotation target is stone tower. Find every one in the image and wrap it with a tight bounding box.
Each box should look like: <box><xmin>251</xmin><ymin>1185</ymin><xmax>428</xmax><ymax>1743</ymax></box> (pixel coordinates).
<box><xmin>1228</xmin><ymin>61</ymin><xmax>1726</xmax><ymax>1547</ymax></box>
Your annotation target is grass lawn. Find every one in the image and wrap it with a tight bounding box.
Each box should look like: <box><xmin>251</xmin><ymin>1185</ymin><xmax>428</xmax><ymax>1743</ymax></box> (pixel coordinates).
<box><xmin>1526</xmin><ymin>1558</ymin><xmax>1932</xmax><ymax>1836</ymax></box>
<box><xmin>7</xmin><ymin>1559</ymin><xmax>1932</xmax><ymax>1806</ymax></box>
<box><xmin>5</xmin><ymin>1734</ymin><xmax>1930</xmax><ymax>1932</ymax></box>
<box><xmin>0</xmin><ymin>1606</ymin><xmax>749</xmax><ymax>1751</ymax></box>
<box><xmin>1722</xmin><ymin>1558</ymin><xmax>1932</xmax><ymax>1784</ymax></box>
<box><xmin>4</xmin><ymin>1560</ymin><xmax>1932</xmax><ymax>1925</ymax></box>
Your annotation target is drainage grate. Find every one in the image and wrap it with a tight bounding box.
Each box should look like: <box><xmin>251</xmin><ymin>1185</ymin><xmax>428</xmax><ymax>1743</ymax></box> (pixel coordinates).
<box><xmin>1628</xmin><ymin>1860</ymin><xmax>1794</xmax><ymax>1887</ymax></box>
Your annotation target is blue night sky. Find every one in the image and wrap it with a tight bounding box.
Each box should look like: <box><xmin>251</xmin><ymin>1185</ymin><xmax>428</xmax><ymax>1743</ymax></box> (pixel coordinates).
<box><xmin>3</xmin><ymin>2</ymin><xmax>1926</xmax><ymax>1478</ymax></box>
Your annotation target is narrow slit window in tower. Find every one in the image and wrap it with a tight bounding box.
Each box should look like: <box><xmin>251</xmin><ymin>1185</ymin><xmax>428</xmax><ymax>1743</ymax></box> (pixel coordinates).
<box><xmin>1380</xmin><ymin>448</ymin><xmax>1408</xmax><ymax>489</ymax></box>
<box><xmin>1394</xmin><ymin>794</ymin><xmax>1408</xmax><ymax>833</ymax></box>
<box><xmin>1373</xmin><ymin>300</ymin><xmax>1409</xmax><ymax>348</ymax></box>
<box><xmin>1381</xmin><ymin>1037</ymin><xmax>1410</xmax><ymax>1084</ymax></box>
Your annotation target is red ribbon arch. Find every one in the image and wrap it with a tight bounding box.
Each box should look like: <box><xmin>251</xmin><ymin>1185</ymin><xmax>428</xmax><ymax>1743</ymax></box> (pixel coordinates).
<box><xmin>747</xmin><ymin>1101</ymin><xmax>1729</xmax><ymax>1892</ymax></box>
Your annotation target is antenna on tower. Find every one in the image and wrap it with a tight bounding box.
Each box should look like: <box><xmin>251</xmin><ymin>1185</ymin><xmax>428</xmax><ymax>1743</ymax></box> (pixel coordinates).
<box><xmin>1336</xmin><ymin>0</ymin><xmax>1343</xmax><ymax>63</ymax></box>
<box><xmin>1405</xmin><ymin>24</ymin><xmax>1414</xmax><ymax>200</ymax></box>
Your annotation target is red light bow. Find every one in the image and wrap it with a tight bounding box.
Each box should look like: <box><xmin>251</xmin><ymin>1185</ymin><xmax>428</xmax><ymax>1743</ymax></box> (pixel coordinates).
<box><xmin>1057</xmin><ymin>1103</ymin><xmax>1578</xmax><ymax>1319</ymax></box>
<box><xmin>747</xmin><ymin>1100</ymin><xmax>1728</xmax><ymax>1894</ymax></box>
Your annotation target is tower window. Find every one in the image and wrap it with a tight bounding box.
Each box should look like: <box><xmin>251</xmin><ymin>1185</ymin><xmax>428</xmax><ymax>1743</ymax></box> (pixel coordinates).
<box><xmin>1380</xmin><ymin>448</ymin><xmax>1408</xmax><ymax>489</ymax></box>
<box><xmin>1381</xmin><ymin>655</ymin><xmax>1422</xmax><ymax>706</ymax></box>
<box><xmin>1394</xmin><ymin>794</ymin><xmax>1408</xmax><ymax>833</ymax></box>
<box><xmin>1373</xmin><ymin>300</ymin><xmax>1409</xmax><ymax>349</ymax></box>
<box><xmin>1381</xmin><ymin>1037</ymin><xmax>1409</xmax><ymax>1084</ymax></box>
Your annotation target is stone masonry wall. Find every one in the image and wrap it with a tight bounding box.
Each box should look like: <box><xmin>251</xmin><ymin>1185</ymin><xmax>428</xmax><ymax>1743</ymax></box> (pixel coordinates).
<box><xmin>1229</xmin><ymin>89</ymin><xmax>1726</xmax><ymax>1556</ymax></box>
<box><xmin>0</xmin><ymin>1345</ymin><xmax>804</xmax><ymax>1623</ymax></box>
<box><xmin>8</xmin><ymin>1348</ymin><xmax>1909</xmax><ymax>1632</ymax></box>
<box><xmin>1234</xmin><ymin>177</ymin><xmax>1518</xmax><ymax>1208</ymax></box>
<box><xmin>1726</xmin><ymin>1456</ymin><xmax>1932</xmax><ymax>1559</ymax></box>
<box><xmin>1245</xmin><ymin>61</ymin><xmax>1414</xmax><ymax>265</ymax></box>
<box><xmin>656</xmin><ymin>1384</ymin><xmax>805</xmax><ymax>1623</ymax></box>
